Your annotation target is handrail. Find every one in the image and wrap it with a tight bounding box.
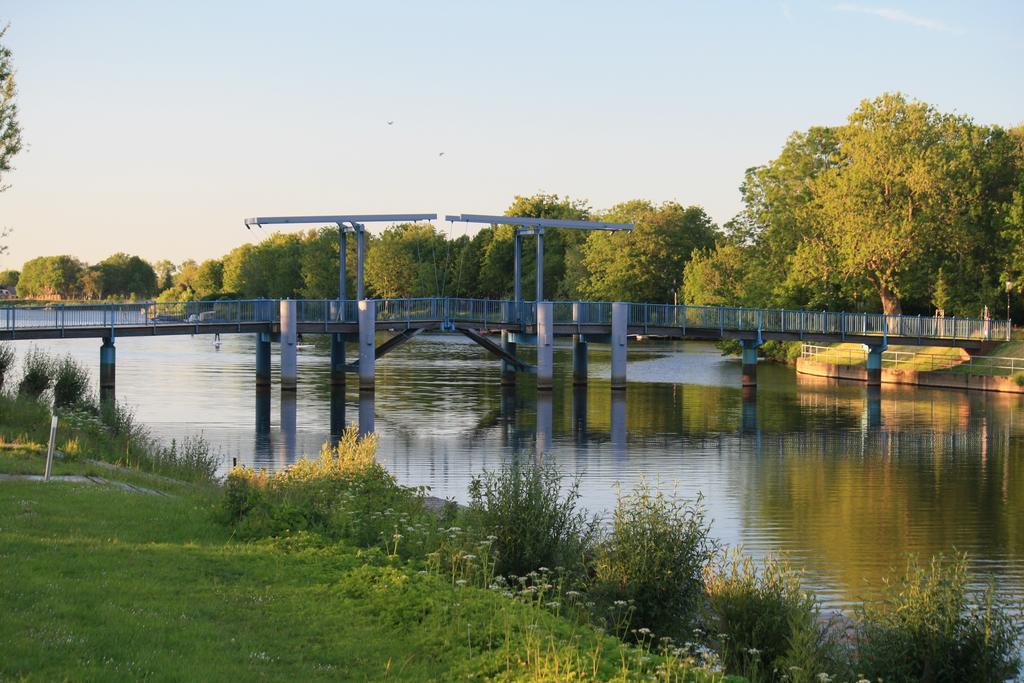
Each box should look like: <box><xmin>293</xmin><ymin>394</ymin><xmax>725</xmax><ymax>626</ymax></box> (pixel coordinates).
<box><xmin>0</xmin><ymin>298</ymin><xmax>1009</xmax><ymax>342</ymax></box>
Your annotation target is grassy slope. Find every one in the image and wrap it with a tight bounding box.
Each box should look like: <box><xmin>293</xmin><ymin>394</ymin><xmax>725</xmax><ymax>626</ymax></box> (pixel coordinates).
<box><xmin>0</xmin><ymin>451</ymin><xmax>726</xmax><ymax>682</ymax></box>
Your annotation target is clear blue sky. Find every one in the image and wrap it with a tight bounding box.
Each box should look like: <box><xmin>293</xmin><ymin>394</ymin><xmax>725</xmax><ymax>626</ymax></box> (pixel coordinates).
<box><xmin>1</xmin><ymin>0</ymin><xmax>1021</xmax><ymax>268</ymax></box>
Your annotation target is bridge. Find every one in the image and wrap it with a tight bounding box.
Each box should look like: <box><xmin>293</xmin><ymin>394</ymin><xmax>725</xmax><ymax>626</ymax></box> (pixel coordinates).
<box><xmin>1</xmin><ymin>296</ymin><xmax>1007</xmax><ymax>402</ymax></box>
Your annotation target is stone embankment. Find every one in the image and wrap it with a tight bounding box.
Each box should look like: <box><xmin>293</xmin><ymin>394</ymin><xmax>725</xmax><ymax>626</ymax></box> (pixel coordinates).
<box><xmin>796</xmin><ymin>358</ymin><xmax>1024</xmax><ymax>394</ymax></box>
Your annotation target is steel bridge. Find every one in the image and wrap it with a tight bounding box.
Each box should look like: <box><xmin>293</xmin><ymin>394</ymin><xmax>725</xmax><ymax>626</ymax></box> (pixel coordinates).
<box><xmin>0</xmin><ymin>297</ymin><xmax>1007</xmax><ymax>402</ymax></box>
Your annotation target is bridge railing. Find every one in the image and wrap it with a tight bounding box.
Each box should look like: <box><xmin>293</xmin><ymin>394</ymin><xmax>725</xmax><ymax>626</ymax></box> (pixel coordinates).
<box><xmin>625</xmin><ymin>302</ymin><xmax>1005</xmax><ymax>340</ymax></box>
<box><xmin>0</xmin><ymin>297</ymin><xmax>1008</xmax><ymax>341</ymax></box>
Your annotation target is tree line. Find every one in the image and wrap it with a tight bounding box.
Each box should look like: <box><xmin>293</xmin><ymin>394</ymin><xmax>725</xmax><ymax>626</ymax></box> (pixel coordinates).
<box><xmin>683</xmin><ymin>92</ymin><xmax>1024</xmax><ymax>318</ymax></box>
<box><xmin>6</xmin><ymin>93</ymin><xmax>1024</xmax><ymax>316</ymax></box>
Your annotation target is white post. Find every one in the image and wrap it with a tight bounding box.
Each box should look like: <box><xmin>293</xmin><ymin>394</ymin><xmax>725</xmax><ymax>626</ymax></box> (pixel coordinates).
<box><xmin>358</xmin><ymin>299</ymin><xmax>376</xmax><ymax>392</ymax></box>
<box><xmin>44</xmin><ymin>415</ymin><xmax>58</xmax><ymax>481</ymax></box>
<box><xmin>279</xmin><ymin>299</ymin><xmax>297</xmax><ymax>391</ymax></box>
<box><xmin>611</xmin><ymin>302</ymin><xmax>628</xmax><ymax>390</ymax></box>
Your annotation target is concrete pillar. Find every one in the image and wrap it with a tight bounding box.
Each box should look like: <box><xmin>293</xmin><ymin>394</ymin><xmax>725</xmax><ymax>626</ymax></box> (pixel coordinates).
<box><xmin>279</xmin><ymin>300</ymin><xmax>297</xmax><ymax>391</ymax></box>
<box><xmin>866</xmin><ymin>344</ymin><xmax>885</xmax><ymax>386</ymax></box>
<box><xmin>536</xmin><ymin>301</ymin><xmax>553</xmax><ymax>391</ymax></box>
<box><xmin>611</xmin><ymin>302</ymin><xmax>628</xmax><ymax>390</ymax></box>
<box><xmin>99</xmin><ymin>337</ymin><xmax>115</xmax><ymax>404</ymax></box>
<box><xmin>501</xmin><ymin>330</ymin><xmax>517</xmax><ymax>386</ymax></box>
<box><xmin>255</xmin><ymin>332</ymin><xmax>271</xmax><ymax>387</ymax></box>
<box><xmin>572</xmin><ymin>302</ymin><xmax>588</xmax><ymax>386</ymax></box>
<box><xmin>358</xmin><ymin>299</ymin><xmax>376</xmax><ymax>392</ymax></box>
<box><xmin>330</xmin><ymin>333</ymin><xmax>346</xmax><ymax>387</ymax></box>
<box><xmin>741</xmin><ymin>339</ymin><xmax>759</xmax><ymax>387</ymax></box>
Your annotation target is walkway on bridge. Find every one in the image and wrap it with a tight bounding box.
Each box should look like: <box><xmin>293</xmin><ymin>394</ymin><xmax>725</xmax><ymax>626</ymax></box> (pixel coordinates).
<box><xmin>0</xmin><ymin>296</ymin><xmax>1008</xmax><ymax>402</ymax></box>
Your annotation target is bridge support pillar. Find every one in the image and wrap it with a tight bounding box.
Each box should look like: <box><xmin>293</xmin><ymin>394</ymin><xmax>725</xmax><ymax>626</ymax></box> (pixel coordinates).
<box><xmin>866</xmin><ymin>385</ymin><xmax>882</xmax><ymax>428</ymax></box>
<box><xmin>536</xmin><ymin>301</ymin><xmax>554</xmax><ymax>391</ymax></box>
<box><xmin>611</xmin><ymin>302</ymin><xmax>628</xmax><ymax>390</ymax></box>
<box><xmin>358</xmin><ymin>299</ymin><xmax>376</xmax><ymax>392</ymax></box>
<box><xmin>255</xmin><ymin>332</ymin><xmax>271</xmax><ymax>387</ymax></box>
<box><xmin>572</xmin><ymin>302</ymin><xmax>587</xmax><ymax>386</ymax></box>
<box><xmin>865</xmin><ymin>344</ymin><xmax>886</xmax><ymax>386</ymax></box>
<box><xmin>741</xmin><ymin>339</ymin><xmax>760</xmax><ymax>387</ymax></box>
<box><xmin>280</xmin><ymin>300</ymin><xmax>297</xmax><ymax>391</ymax></box>
<box><xmin>99</xmin><ymin>337</ymin><xmax>115</xmax><ymax>404</ymax></box>
<box><xmin>500</xmin><ymin>330</ymin><xmax>517</xmax><ymax>386</ymax></box>
<box><xmin>330</xmin><ymin>333</ymin><xmax>346</xmax><ymax>387</ymax></box>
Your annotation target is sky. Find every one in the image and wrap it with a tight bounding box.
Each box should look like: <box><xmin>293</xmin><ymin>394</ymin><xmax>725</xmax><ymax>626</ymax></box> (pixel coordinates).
<box><xmin>0</xmin><ymin>0</ymin><xmax>1022</xmax><ymax>269</ymax></box>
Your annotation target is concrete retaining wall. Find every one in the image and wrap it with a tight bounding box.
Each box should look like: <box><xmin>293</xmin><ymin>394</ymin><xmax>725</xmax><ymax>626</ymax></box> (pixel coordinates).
<box><xmin>796</xmin><ymin>358</ymin><xmax>1024</xmax><ymax>394</ymax></box>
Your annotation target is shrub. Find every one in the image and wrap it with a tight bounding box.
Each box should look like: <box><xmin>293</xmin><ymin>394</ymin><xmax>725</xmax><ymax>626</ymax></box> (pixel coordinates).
<box><xmin>153</xmin><ymin>434</ymin><xmax>220</xmax><ymax>482</ymax></box>
<box><xmin>17</xmin><ymin>347</ymin><xmax>55</xmax><ymax>399</ymax></box>
<box><xmin>466</xmin><ymin>458</ymin><xmax>597</xmax><ymax>580</ymax></box>
<box><xmin>855</xmin><ymin>553</ymin><xmax>1022</xmax><ymax>682</ymax></box>
<box><xmin>221</xmin><ymin>430</ymin><xmax>430</xmax><ymax>550</ymax></box>
<box><xmin>593</xmin><ymin>483</ymin><xmax>715</xmax><ymax>638</ymax></box>
<box><xmin>1013</xmin><ymin>371</ymin><xmax>1024</xmax><ymax>387</ymax></box>
<box><xmin>0</xmin><ymin>342</ymin><xmax>14</xmax><ymax>391</ymax></box>
<box><xmin>704</xmin><ymin>549</ymin><xmax>843</xmax><ymax>680</ymax></box>
<box><xmin>53</xmin><ymin>355</ymin><xmax>92</xmax><ymax>408</ymax></box>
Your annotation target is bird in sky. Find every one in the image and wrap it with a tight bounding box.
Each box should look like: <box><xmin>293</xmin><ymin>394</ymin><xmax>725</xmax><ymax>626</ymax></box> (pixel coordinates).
<box><xmin>386</xmin><ymin>120</ymin><xmax>394</xmax><ymax>125</ymax></box>
<box><xmin>438</xmin><ymin>152</ymin><xmax>445</xmax><ymax>157</ymax></box>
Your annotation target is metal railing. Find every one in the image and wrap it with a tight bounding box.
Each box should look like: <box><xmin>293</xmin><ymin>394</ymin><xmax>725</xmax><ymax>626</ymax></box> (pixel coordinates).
<box><xmin>0</xmin><ymin>297</ymin><xmax>1010</xmax><ymax>343</ymax></box>
<box><xmin>802</xmin><ymin>344</ymin><xmax>1024</xmax><ymax>375</ymax></box>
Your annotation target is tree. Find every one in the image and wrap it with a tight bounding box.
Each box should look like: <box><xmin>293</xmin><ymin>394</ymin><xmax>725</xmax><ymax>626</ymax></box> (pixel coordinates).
<box><xmin>78</xmin><ymin>268</ymin><xmax>103</xmax><ymax>300</ymax></box>
<box><xmin>364</xmin><ymin>223</ymin><xmax>449</xmax><ymax>298</ymax></box>
<box><xmin>153</xmin><ymin>260</ymin><xmax>176</xmax><ymax>291</ymax></box>
<box><xmin>0</xmin><ymin>269</ymin><xmax>17</xmax><ymax>288</ymax></box>
<box><xmin>193</xmin><ymin>259</ymin><xmax>224</xmax><ymax>298</ymax></box>
<box><xmin>0</xmin><ymin>25</ymin><xmax>23</xmax><ymax>253</ymax></box>
<box><xmin>17</xmin><ymin>256</ymin><xmax>85</xmax><ymax>299</ymax></box>
<box><xmin>582</xmin><ymin>201</ymin><xmax>718</xmax><ymax>303</ymax></box>
<box><xmin>813</xmin><ymin>93</ymin><xmax>997</xmax><ymax>315</ymax></box>
<box><xmin>96</xmin><ymin>252</ymin><xmax>158</xmax><ymax>298</ymax></box>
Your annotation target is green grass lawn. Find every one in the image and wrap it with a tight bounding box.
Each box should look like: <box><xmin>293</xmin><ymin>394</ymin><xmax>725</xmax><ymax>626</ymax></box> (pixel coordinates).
<box><xmin>0</xmin><ymin>451</ymin><xmax>727</xmax><ymax>682</ymax></box>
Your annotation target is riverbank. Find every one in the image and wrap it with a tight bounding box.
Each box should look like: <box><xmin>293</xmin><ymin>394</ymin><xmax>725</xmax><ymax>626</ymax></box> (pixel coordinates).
<box><xmin>0</xmin><ymin>449</ymin><xmax>733</xmax><ymax>681</ymax></box>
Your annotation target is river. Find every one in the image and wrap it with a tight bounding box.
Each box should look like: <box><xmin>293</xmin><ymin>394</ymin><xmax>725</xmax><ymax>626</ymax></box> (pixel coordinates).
<box><xmin>9</xmin><ymin>332</ymin><xmax>1024</xmax><ymax>612</ymax></box>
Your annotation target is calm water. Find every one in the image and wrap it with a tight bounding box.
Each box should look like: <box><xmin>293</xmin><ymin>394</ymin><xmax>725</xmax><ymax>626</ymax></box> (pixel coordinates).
<box><xmin>11</xmin><ymin>333</ymin><xmax>1024</xmax><ymax>612</ymax></box>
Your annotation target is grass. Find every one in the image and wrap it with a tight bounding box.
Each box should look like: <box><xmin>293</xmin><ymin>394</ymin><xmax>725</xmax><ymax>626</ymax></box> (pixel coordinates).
<box><xmin>0</xmin><ymin>448</ymin><xmax>734</xmax><ymax>682</ymax></box>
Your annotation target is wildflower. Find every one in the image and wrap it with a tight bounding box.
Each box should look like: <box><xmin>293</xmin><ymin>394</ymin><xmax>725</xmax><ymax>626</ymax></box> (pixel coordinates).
<box><xmin>747</xmin><ymin>648</ymin><xmax>761</xmax><ymax>657</ymax></box>
<box><xmin>613</xmin><ymin>600</ymin><xmax>628</xmax><ymax>607</ymax></box>
<box><xmin>455</xmin><ymin>579</ymin><xmax>467</xmax><ymax>586</ymax></box>
<box><xmin>463</xmin><ymin>554</ymin><xmax>477</xmax><ymax>562</ymax></box>
<box><xmin>545</xmin><ymin>601</ymin><xmax>560</xmax><ymax>609</ymax></box>
<box><xmin>816</xmin><ymin>675</ymin><xmax>831</xmax><ymax>683</ymax></box>
<box><xmin>638</xmin><ymin>627</ymin><xmax>652</xmax><ymax>635</ymax></box>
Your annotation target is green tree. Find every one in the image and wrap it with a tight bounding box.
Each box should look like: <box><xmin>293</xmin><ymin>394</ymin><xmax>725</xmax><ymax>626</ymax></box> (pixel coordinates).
<box><xmin>153</xmin><ymin>259</ymin><xmax>176</xmax><ymax>291</ymax></box>
<box><xmin>17</xmin><ymin>256</ymin><xmax>85</xmax><ymax>299</ymax></box>
<box><xmin>0</xmin><ymin>25</ymin><xmax>24</xmax><ymax>253</ymax></box>
<box><xmin>78</xmin><ymin>268</ymin><xmax>103</xmax><ymax>300</ymax></box>
<box><xmin>96</xmin><ymin>252</ymin><xmax>158</xmax><ymax>298</ymax></box>
<box><xmin>813</xmin><ymin>93</ymin><xmax>1000</xmax><ymax>314</ymax></box>
<box><xmin>0</xmin><ymin>269</ymin><xmax>17</xmax><ymax>288</ymax></box>
<box><xmin>364</xmin><ymin>223</ymin><xmax>449</xmax><ymax>298</ymax></box>
<box><xmin>582</xmin><ymin>201</ymin><xmax>718</xmax><ymax>303</ymax></box>
<box><xmin>193</xmin><ymin>259</ymin><xmax>224</xmax><ymax>298</ymax></box>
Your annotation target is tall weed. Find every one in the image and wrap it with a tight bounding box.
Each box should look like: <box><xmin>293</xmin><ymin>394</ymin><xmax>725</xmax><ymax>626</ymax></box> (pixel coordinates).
<box><xmin>593</xmin><ymin>483</ymin><xmax>715</xmax><ymax>639</ymax></box>
<box><xmin>466</xmin><ymin>458</ymin><xmax>598</xmax><ymax>580</ymax></box>
<box><xmin>53</xmin><ymin>355</ymin><xmax>92</xmax><ymax>408</ymax></box>
<box><xmin>704</xmin><ymin>549</ymin><xmax>843</xmax><ymax>680</ymax></box>
<box><xmin>0</xmin><ymin>342</ymin><xmax>14</xmax><ymax>391</ymax></box>
<box><xmin>855</xmin><ymin>553</ymin><xmax>1022</xmax><ymax>682</ymax></box>
<box><xmin>17</xmin><ymin>347</ymin><xmax>55</xmax><ymax>399</ymax></box>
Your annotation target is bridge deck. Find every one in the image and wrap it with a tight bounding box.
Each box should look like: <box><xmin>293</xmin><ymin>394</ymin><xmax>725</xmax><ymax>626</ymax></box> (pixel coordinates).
<box><xmin>0</xmin><ymin>297</ymin><xmax>1006</xmax><ymax>348</ymax></box>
